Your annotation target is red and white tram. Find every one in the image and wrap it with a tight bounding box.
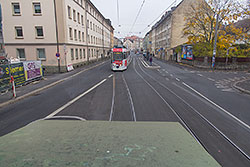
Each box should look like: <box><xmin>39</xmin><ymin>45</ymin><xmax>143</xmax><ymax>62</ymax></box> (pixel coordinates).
<box><xmin>111</xmin><ymin>48</ymin><xmax>129</xmax><ymax>71</ymax></box>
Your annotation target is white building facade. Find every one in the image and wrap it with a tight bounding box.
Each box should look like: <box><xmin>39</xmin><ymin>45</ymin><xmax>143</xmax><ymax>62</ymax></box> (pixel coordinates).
<box><xmin>0</xmin><ymin>0</ymin><xmax>114</xmax><ymax>72</ymax></box>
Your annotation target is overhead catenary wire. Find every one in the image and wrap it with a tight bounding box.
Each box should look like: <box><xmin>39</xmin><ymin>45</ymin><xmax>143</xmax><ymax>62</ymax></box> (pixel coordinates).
<box><xmin>140</xmin><ymin>0</ymin><xmax>177</xmax><ymax>34</ymax></box>
<box><xmin>117</xmin><ymin>0</ymin><xmax>119</xmax><ymax>25</ymax></box>
<box><xmin>129</xmin><ymin>0</ymin><xmax>146</xmax><ymax>33</ymax></box>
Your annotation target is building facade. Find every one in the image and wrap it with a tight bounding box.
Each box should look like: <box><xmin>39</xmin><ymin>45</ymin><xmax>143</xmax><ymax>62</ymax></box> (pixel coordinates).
<box><xmin>124</xmin><ymin>35</ymin><xmax>143</xmax><ymax>51</ymax></box>
<box><xmin>123</xmin><ymin>39</ymin><xmax>135</xmax><ymax>50</ymax></box>
<box><xmin>113</xmin><ymin>37</ymin><xmax>123</xmax><ymax>47</ymax></box>
<box><xmin>145</xmin><ymin>0</ymin><xmax>203</xmax><ymax>60</ymax></box>
<box><xmin>0</xmin><ymin>0</ymin><xmax>114</xmax><ymax>72</ymax></box>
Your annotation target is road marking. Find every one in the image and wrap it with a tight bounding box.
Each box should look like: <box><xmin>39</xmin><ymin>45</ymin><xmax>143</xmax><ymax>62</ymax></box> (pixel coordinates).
<box><xmin>0</xmin><ymin>61</ymin><xmax>109</xmax><ymax>108</ymax></box>
<box><xmin>176</xmin><ymin>78</ymin><xmax>180</xmax><ymax>82</ymax></box>
<box><xmin>182</xmin><ymin>82</ymin><xmax>250</xmax><ymax>130</ymax></box>
<box><xmin>207</xmin><ymin>78</ymin><xmax>215</xmax><ymax>82</ymax></box>
<box><xmin>138</xmin><ymin>61</ymin><xmax>250</xmax><ymax>159</ymax></box>
<box><xmin>170</xmin><ymin>74</ymin><xmax>173</xmax><ymax>77</ymax></box>
<box><xmin>135</xmin><ymin>59</ymin><xmax>201</xmax><ymax>145</ymax></box>
<box><xmin>122</xmin><ymin>74</ymin><xmax>136</xmax><ymax>121</ymax></box>
<box><xmin>139</xmin><ymin>57</ymin><xmax>160</xmax><ymax>69</ymax></box>
<box><xmin>221</xmin><ymin>88</ymin><xmax>234</xmax><ymax>92</ymax></box>
<box><xmin>108</xmin><ymin>74</ymin><xmax>113</xmax><ymax>78</ymax></box>
<box><xmin>45</xmin><ymin>79</ymin><xmax>107</xmax><ymax>119</ymax></box>
<box><xmin>109</xmin><ymin>73</ymin><xmax>116</xmax><ymax>121</ymax></box>
<box><xmin>165</xmin><ymin>71</ymin><xmax>169</xmax><ymax>74</ymax></box>
<box><xmin>197</xmin><ymin>74</ymin><xmax>203</xmax><ymax>77</ymax></box>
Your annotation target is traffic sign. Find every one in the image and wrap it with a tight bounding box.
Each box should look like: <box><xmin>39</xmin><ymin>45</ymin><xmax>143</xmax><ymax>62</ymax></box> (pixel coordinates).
<box><xmin>56</xmin><ymin>53</ymin><xmax>60</xmax><ymax>57</ymax></box>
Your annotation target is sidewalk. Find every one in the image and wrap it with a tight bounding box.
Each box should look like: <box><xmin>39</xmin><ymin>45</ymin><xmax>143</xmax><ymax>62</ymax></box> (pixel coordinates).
<box><xmin>0</xmin><ymin>60</ymin><xmax>108</xmax><ymax>107</ymax></box>
<box><xmin>233</xmin><ymin>79</ymin><xmax>250</xmax><ymax>95</ymax></box>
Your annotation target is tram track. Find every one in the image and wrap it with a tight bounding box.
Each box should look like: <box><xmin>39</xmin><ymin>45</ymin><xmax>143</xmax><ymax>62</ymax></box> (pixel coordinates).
<box><xmin>109</xmin><ymin>71</ymin><xmax>136</xmax><ymax>122</ymax></box>
<box><xmin>135</xmin><ymin>56</ymin><xmax>250</xmax><ymax>163</ymax></box>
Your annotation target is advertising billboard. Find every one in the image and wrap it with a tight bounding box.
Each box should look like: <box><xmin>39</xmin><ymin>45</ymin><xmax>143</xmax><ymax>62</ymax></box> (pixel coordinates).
<box><xmin>23</xmin><ymin>61</ymin><xmax>43</xmax><ymax>81</ymax></box>
<box><xmin>181</xmin><ymin>45</ymin><xmax>193</xmax><ymax>60</ymax></box>
<box><xmin>0</xmin><ymin>63</ymin><xmax>25</xmax><ymax>92</ymax></box>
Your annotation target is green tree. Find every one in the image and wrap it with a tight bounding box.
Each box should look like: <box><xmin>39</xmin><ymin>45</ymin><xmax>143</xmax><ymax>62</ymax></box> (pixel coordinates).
<box><xmin>183</xmin><ymin>0</ymin><xmax>249</xmax><ymax>57</ymax></box>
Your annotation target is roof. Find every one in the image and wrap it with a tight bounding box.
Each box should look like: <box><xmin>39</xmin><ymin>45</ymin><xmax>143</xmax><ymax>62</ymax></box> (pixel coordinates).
<box><xmin>234</xmin><ymin>19</ymin><xmax>250</xmax><ymax>32</ymax></box>
<box><xmin>0</xmin><ymin>120</ymin><xmax>220</xmax><ymax>167</ymax></box>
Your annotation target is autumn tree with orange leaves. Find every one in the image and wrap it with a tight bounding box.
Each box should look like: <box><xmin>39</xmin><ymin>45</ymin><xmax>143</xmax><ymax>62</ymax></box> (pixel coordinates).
<box><xmin>183</xmin><ymin>0</ymin><xmax>250</xmax><ymax>57</ymax></box>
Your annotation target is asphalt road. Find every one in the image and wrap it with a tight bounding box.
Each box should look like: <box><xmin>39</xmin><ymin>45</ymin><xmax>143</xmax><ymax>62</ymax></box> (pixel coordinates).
<box><xmin>0</xmin><ymin>53</ymin><xmax>250</xmax><ymax>166</ymax></box>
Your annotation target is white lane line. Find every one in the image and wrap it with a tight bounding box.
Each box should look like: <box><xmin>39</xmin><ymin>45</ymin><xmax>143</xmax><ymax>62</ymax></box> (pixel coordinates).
<box><xmin>182</xmin><ymin>82</ymin><xmax>250</xmax><ymax>130</ymax></box>
<box><xmin>207</xmin><ymin>78</ymin><xmax>215</xmax><ymax>82</ymax></box>
<box><xmin>197</xmin><ymin>74</ymin><xmax>203</xmax><ymax>77</ymax></box>
<box><xmin>109</xmin><ymin>74</ymin><xmax>116</xmax><ymax>121</ymax></box>
<box><xmin>176</xmin><ymin>78</ymin><xmax>180</xmax><ymax>82</ymax></box>
<box><xmin>122</xmin><ymin>74</ymin><xmax>136</xmax><ymax>122</ymax></box>
<box><xmin>108</xmin><ymin>74</ymin><xmax>113</xmax><ymax>78</ymax></box>
<box><xmin>165</xmin><ymin>71</ymin><xmax>169</xmax><ymax>74</ymax></box>
<box><xmin>46</xmin><ymin>79</ymin><xmax>107</xmax><ymax>119</ymax></box>
<box><xmin>134</xmin><ymin>59</ymin><xmax>201</xmax><ymax>145</ymax></box>
<box><xmin>138</xmin><ymin>62</ymin><xmax>250</xmax><ymax>158</ymax></box>
<box><xmin>170</xmin><ymin>74</ymin><xmax>173</xmax><ymax>77</ymax></box>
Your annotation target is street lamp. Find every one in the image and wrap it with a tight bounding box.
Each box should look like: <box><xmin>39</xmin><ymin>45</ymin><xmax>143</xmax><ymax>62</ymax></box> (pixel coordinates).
<box><xmin>212</xmin><ymin>13</ymin><xmax>220</xmax><ymax>68</ymax></box>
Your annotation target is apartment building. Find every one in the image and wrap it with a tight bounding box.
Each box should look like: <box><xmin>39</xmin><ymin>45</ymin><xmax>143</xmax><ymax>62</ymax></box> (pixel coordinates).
<box><xmin>0</xmin><ymin>0</ymin><xmax>114</xmax><ymax>72</ymax></box>
<box><xmin>146</xmin><ymin>0</ymin><xmax>203</xmax><ymax>60</ymax></box>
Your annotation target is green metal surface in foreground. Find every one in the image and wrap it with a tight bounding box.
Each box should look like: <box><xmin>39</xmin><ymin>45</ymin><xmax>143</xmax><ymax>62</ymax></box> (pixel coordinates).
<box><xmin>0</xmin><ymin>121</ymin><xmax>220</xmax><ymax>167</ymax></box>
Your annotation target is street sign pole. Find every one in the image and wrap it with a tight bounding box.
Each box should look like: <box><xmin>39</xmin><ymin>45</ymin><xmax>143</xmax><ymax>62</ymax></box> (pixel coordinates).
<box><xmin>56</xmin><ymin>53</ymin><xmax>60</xmax><ymax>73</ymax></box>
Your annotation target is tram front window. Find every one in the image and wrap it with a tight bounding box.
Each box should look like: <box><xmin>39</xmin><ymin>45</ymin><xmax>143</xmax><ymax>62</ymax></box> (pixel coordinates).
<box><xmin>113</xmin><ymin>53</ymin><xmax>124</xmax><ymax>61</ymax></box>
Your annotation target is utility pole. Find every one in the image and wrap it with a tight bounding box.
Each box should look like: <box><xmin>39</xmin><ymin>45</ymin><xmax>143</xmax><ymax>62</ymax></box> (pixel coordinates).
<box><xmin>53</xmin><ymin>0</ymin><xmax>60</xmax><ymax>73</ymax></box>
<box><xmin>85</xmin><ymin>1</ymin><xmax>89</xmax><ymax>63</ymax></box>
<box><xmin>212</xmin><ymin>13</ymin><xmax>220</xmax><ymax>68</ymax></box>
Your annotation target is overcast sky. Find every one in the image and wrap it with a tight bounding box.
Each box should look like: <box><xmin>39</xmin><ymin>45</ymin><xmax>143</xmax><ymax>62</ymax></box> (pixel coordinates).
<box><xmin>91</xmin><ymin>0</ymin><xmax>183</xmax><ymax>39</ymax></box>
<box><xmin>91</xmin><ymin>0</ymin><xmax>247</xmax><ymax>39</ymax></box>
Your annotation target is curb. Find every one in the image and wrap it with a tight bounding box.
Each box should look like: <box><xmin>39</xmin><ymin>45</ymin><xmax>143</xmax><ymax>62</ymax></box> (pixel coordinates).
<box><xmin>233</xmin><ymin>79</ymin><xmax>250</xmax><ymax>95</ymax></box>
<box><xmin>0</xmin><ymin>61</ymin><xmax>108</xmax><ymax>108</ymax></box>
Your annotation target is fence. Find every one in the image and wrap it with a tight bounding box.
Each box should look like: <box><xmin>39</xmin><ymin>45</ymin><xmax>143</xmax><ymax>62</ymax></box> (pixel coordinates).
<box><xmin>0</xmin><ymin>61</ymin><xmax>43</xmax><ymax>92</ymax></box>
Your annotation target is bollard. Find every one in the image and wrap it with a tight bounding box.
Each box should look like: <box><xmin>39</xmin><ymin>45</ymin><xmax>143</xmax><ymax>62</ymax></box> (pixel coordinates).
<box><xmin>10</xmin><ymin>76</ymin><xmax>16</xmax><ymax>98</ymax></box>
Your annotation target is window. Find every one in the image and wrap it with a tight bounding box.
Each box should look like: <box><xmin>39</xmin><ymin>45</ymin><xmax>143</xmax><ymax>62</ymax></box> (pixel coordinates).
<box><xmin>90</xmin><ymin>22</ymin><xmax>92</xmax><ymax>30</ymax></box>
<box><xmin>12</xmin><ymin>3</ymin><xmax>21</xmax><ymax>15</ymax></box>
<box><xmin>35</xmin><ymin>26</ymin><xmax>44</xmax><ymax>38</ymax></box>
<box><xmin>83</xmin><ymin>49</ymin><xmax>86</xmax><ymax>59</ymax></box>
<box><xmin>75</xmin><ymin>49</ymin><xmax>79</xmax><ymax>60</ymax></box>
<box><xmin>87</xmin><ymin>20</ymin><xmax>89</xmax><ymax>28</ymax></box>
<box><xmin>68</xmin><ymin>6</ymin><xmax>71</xmax><ymax>19</ymax></box>
<box><xmin>91</xmin><ymin>49</ymin><xmax>93</xmax><ymax>57</ymax></box>
<box><xmin>33</xmin><ymin>3</ymin><xmax>41</xmax><ymax>15</ymax></box>
<box><xmin>74</xmin><ymin>29</ymin><xmax>77</xmax><ymax>41</ymax></box>
<box><xmin>81</xmin><ymin>15</ymin><xmax>84</xmax><ymax>26</ymax></box>
<box><xmin>17</xmin><ymin>49</ymin><xmax>25</xmax><ymax>60</ymax></box>
<box><xmin>71</xmin><ymin>48</ymin><xmax>74</xmax><ymax>60</ymax></box>
<box><xmin>69</xmin><ymin>27</ymin><xmax>73</xmax><ymax>40</ymax></box>
<box><xmin>15</xmin><ymin>26</ymin><xmax>23</xmax><ymax>38</ymax></box>
<box><xmin>80</xmin><ymin>49</ymin><xmax>82</xmax><ymax>59</ymax></box>
<box><xmin>77</xmin><ymin>12</ymin><xmax>80</xmax><ymax>24</ymax></box>
<box><xmin>37</xmin><ymin>48</ymin><xmax>46</xmax><ymax>60</ymax></box>
<box><xmin>73</xmin><ymin>9</ymin><xmax>76</xmax><ymax>21</ymax></box>
<box><xmin>82</xmin><ymin>32</ymin><xmax>85</xmax><ymax>42</ymax></box>
<box><xmin>78</xmin><ymin>31</ymin><xmax>81</xmax><ymax>41</ymax></box>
